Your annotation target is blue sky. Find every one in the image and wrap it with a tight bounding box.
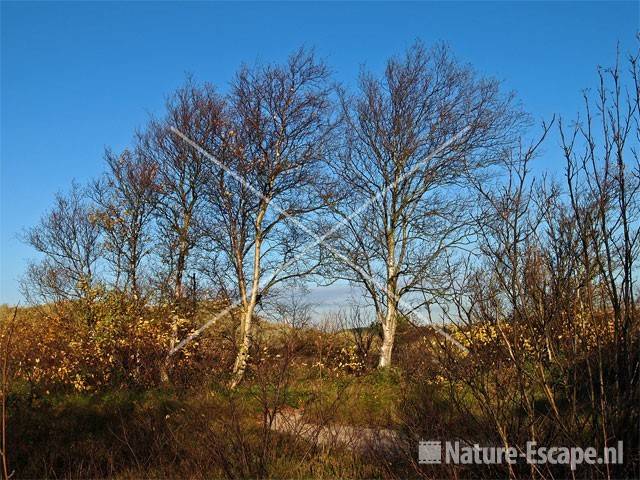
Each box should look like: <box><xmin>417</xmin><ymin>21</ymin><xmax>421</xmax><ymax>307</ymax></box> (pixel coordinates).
<box><xmin>1</xmin><ymin>1</ymin><xmax>638</xmax><ymax>305</ymax></box>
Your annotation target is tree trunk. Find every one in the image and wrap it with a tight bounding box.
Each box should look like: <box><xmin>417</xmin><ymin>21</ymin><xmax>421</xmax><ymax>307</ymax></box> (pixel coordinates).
<box><xmin>378</xmin><ymin>233</ymin><xmax>398</xmax><ymax>368</ymax></box>
<box><xmin>174</xmin><ymin>249</ymin><xmax>186</xmax><ymax>299</ymax></box>
<box><xmin>162</xmin><ymin>224</ymin><xmax>192</xmax><ymax>384</ymax></box>
<box><xmin>174</xmin><ymin>217</ymin><xmax>191</xmax><ymax>300</ymax></box>
<box><xmin>378</xmin><ymin>299</ymin><xmax>397</xmax><ymax>368</ymax></box>
<box><xmin>229</xmin><ymin>301</ymin><xmax>256</xmax><ymax>389</ymax></box>
<box><xmin>230</xmin><ymin>213</ymin><xmax>264</xmax><ymax>389</ymax></box>
<box><xmin>159</xmin><ymin>315</ymin><xmax>179</xmax><ymax>384</ymax></box>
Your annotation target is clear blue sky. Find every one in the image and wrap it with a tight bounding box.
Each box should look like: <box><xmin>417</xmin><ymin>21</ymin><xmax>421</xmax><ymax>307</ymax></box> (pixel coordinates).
<box><xmin>1</xmin><ymin>1</ymin><xmax>638</xmax><ymax>304</ymax></box>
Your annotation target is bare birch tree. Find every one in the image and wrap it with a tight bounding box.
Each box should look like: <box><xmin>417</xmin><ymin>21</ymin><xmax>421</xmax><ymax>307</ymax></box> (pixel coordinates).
<box><xmin>201</xmin><ymin>49</ymin><xmax>335</xmax><ymax>387</ymax></box>
<box><xmin>328</xmin><ymin>42</ymin><xmax>523</xmax><ymax>367</ymax></box>
<box><xmin>91</xmin><ymin>149</ymin><xmax>159</xmax><ymax>297</ymax></box>
<box><xmin>22</xmin><ymin>183</ymin><xmax>102</xmax><ymax>320</ymax></box>
<box><xmin>138</xmin><ymin>78</ymin><xmax>224</xmax><ymax>301</ymax></box>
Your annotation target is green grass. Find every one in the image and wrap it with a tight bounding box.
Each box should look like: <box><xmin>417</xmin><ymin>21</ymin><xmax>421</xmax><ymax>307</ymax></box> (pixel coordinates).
<box><xmin>7</xmin><ymin>373</ymin><xmax>405</xmax><ymax>478</ymax></box>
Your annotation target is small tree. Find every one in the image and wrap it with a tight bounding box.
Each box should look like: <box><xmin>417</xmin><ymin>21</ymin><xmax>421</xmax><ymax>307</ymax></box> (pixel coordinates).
<box><xmin>23</xmin><ymin>183</ymin><xmax>102</xmax><ymax>316</ymax></box>
<box><xmin>560</xmin><ymin>47</ymin><xmax>640</xmax><ymax>447</ymax></box>
<box><xmin>91</xmin><ymin>149</ymin><xmax>159</xmax><ymax>297</ymax></box>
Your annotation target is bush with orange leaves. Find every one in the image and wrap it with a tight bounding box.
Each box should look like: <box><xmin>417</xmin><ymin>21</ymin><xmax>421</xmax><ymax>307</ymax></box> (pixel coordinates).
<box><xmin>0</xmin><ymin>294</ymin><xmax>233</xmax><ymax>394</ymax></box>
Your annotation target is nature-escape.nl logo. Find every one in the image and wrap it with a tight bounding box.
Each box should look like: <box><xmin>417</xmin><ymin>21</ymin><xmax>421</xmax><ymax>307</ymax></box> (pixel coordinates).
<box><xmin>418</xmin><ymin>440</ymin><xmax>624</xmax><ymax>470</ymax></box>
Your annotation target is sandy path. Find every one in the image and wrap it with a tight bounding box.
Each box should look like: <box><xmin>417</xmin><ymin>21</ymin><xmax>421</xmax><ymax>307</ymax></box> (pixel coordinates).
<box><xmin>271</xmin><ymin>410</ymin><xmax>400</xmax><ymax>452</ymax></box>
